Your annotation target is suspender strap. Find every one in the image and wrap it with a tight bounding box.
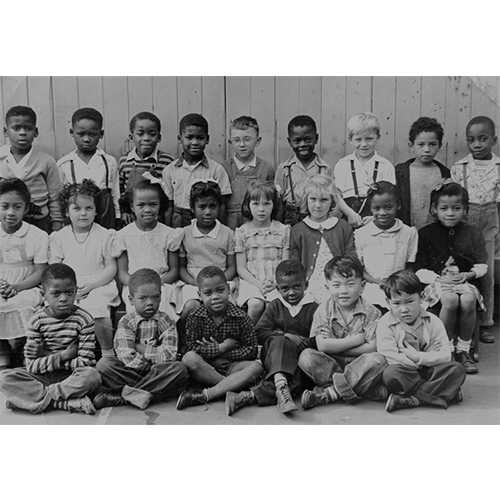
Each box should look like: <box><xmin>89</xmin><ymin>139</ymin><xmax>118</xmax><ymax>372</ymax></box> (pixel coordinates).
<box><xmin>350</xmin><ymin>160</ymin><xmax>359</xmax><ymax>197</ymax></box>
<box><xmin>69</xmin><ymin>160</ymin><xmax>76</xmax><ymax>183</ymax></box>
<box><xmin>373</xmin><ymin>161</ymin><xmax>379</xmax><ymax>182</ymax></box>
<box><xmin>100</xmin><ymin>154</ymin><xmax>110</xmax><ymax>188</ymax></box>
<box><xmin>286</xmin><ymin>165</ymin><xmax>296</xmax><ymax>202</ymax></box>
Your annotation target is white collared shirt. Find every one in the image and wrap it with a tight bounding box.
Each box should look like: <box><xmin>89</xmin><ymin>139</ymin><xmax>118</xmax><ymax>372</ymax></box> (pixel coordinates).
<box><xmin>278</xmin><ymin>291</ymin><xmax>317</xmax><ymax>318</ymax></box>
<box><xmin>233</xmin><ymin>154</ymin><xmax>257</xmax><ymax>172</ymax></box>
<box><xmin>302</xmin><ymin>216</ymin><xmax>339</xmax><ymax>231</ymax></box>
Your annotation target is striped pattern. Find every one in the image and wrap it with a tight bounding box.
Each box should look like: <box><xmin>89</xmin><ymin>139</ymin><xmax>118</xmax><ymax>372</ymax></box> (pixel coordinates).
<box><xmin>24</xmin><ymin>306</ymin><xmax>96</xmax><ymax>374</ymax></box>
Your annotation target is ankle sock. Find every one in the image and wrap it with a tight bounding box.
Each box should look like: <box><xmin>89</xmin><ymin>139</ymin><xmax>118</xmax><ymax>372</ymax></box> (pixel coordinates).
<box><xmin>101</xmin><ymin>349</ymin><xmax>115</xmax><ymax>358</ymax></box>
<box><xmin>326</xmin><ymin>386</ymin><xmax>338</xmax><ymax>402</ymax></box>
<box><xmin>274</xmin><ymin>373</ymin><xmax>287</xmax><ymax>388</ymax></box>
<box><xmin>456</xmin><ymin>338</ymin><xmax>472</xmax><ymax>353</ymax></box>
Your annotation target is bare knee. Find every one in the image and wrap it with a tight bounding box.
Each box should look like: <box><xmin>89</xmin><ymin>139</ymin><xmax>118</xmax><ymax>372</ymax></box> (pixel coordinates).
<box><xmin>181</xmin><ymin>351</ymin><xmax>204</xmax><ymax>370</ymax></box>
<box><xmin>441</xmin><ymin>293</ymin><xmax>459</xmax><ymax>310</ymax></box>
<box><xmin>249</xmin><ymin>360</ymin><xmax>264</xmax><ymax>377</ymax></box>
<box><xmin>459</xmin><ymin>293</ymin><xmax>476</xmax><ymax>312</ymax></box>
<box><xmin>297</xmin><ymin>348</ymin><xmax>316</xmax><ymax>371</ymax></box>
<box><xmin>247</xmin><ymin>298</ymin><xmax>265</xmax><ymax>320</ymax></box>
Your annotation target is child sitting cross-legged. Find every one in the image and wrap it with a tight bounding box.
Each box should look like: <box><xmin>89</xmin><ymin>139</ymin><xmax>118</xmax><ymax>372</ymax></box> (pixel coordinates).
<box><xmin>225</xmin><ymin>260</ymin><xmax>319</xmax><ymax>416</ymax></box>
<box><xmin>176</xmin><ymin>266</ymin><xmax>263</xmax><ymax>410</ymax></box>
<box><xmin>298</xmin><ymin>256</ymin><xmax>387</xmax><ymax>410</ymax></box>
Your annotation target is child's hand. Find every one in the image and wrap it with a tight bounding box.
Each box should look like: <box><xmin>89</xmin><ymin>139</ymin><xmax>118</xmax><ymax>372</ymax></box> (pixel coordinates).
<box><xmin>318</xmin><ymin>327</ymin><xmax>331</xmax><ymax>338</ymax></box>
<box><xmin>121</xmin><ymin>213</ymin><xmax>134</xmax><ymax>225</ymax></box>
<box><xmin>347</xmin><ymin>211</ymin><xmax>363</xmax><ymax>227</ymax></box>
<box><xmin>61</xmin><ymin>341</ymin><xmax>79</xmax><ymax>361</ymax></box>
<box><xmin>0</xmin><ymin>284</ymin><xmax>17</xmax><ymax>299</ymax></box>
<box><xmin>352</xmin><ymin>333</ymin><xmax>366</xmax><ymax>346</ymax></box>
<box><xmin>76</xmin><ymin>284</ymin><xmax>93</xmax><ymax>301</ymax></box>
<box><xmin>25</xmin><ymin>341</ymin><xmax>46</xmax><ymax>358</ymax></box>
<box><xmin>196</xmin><ymin>336</ymin><xmax>219</xmax><ymax>351</ymax></box>
<box><xmin>262</xmin><ymin>280</ymin><xmax>276</xmax><ymax>295</ymax></box>
<box><xmin>218</xmin><ymin>338</ymin><xmax>239</xmax><ymax>353</ymax></box>
<box><xmin>158</xmin><ymin>267</ymin><xmax>170</xmax><ymax>284</ymax></box>
<box><xmin>402</xmin><ymin>343</ymin><xmax>421</xmax><ymax>363</ymax></box>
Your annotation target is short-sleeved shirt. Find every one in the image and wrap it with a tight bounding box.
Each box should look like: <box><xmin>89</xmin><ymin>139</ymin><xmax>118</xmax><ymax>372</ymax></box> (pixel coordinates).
<box><xmin>334</xmin><ymin>152</ymin><xmax>395</xmax><ymax>198</ymax></box>
<box><xmin>234</xmin><ymin>220</ymin><xmax>290</xmax><ymax>284</ymax></box>
<box><xmin>180</xmin><ymin>220</ymin><xmax>234</xmax><ymax>279</ymax></box>
<box><xmin>354</xmin><ymin>218</ymin><xmax>418</xmax><ymax>280</ymax></box>
<box><xmin>162</xmin><ymin>155</ymin><xmax>232</xmax><ymax>209</ymax></box>
<box><xmin>113</xmin><ymin>222</ymin><xmax>182</xmax><ymax>274</ymax></box>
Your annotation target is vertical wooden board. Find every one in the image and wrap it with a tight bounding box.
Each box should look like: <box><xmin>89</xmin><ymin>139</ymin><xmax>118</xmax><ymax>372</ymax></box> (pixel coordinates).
<box><xmin>27</xmin><ymin>76</ymin><xmax>55</xmax><ymax>156</ymax></box>
<box><xmin>393</xmin><ymin>77</ymin><xmax>421</xmax><ymax>164</ymax></box>
<box><xmin>2</xmin><ymin>76</ymin><xmax>28</xmax><ymax>109</ymax></box>
<box><xmin>127</xmin><ymin>77</ymin><xmax>153</xmax><ymax>116</ymax></box>
<box><xmin>177</xmin><ymin>76</ymin><xmax>202</xmax><ymax>117</ymax></box>
<box><xmin>249</xmin><ymin>76</ymin><xmax>275</xmax><ymax>166</ymax></box>
<box><xmin>470</xmin><ymin>82</ymin><xmax>499</xmax><ymax>155</ymax></box>
<box><xmin>298</xmin><ymin>77</ymin><xmax>322</xmax><ymax>123</ymax></box>
<box><xmin>320</xmin><ymin>76</ymin><xmax>347</xmax><ymax>166</ymax></box>
<box><xmin>0</xmin><ymin>79</ymin><xmax>4</xmax><ymax>146</ymax></box>
<box><xmin>52</xmin><ymin>76</ymin><xmax>79</xmax><ymax>158</ymax></box>
<box><xmin>345</xmin><ymin>77</ymin><xmax>372</xmax><ymax>154</ymax></box>
<box><xmin>275</xmin><ymin>77</ymin><xmax>300</xmax><ymax>163</ymax></box>
<box><xmin>102</xmin><ymin>77</ymin><xmax>129</xmax><ymax>159</ymax></box>
<box><xmin>443</xmin><ymin>76</ymin><xmax>460</xmax><ymax>167</ymax></box>
<box><xmin>76</xmin><ymin>76</ymin><xmax>105</xmax><ymax>149</ymax></box>
<box><xmin>225</xmin><ymin>77</ymin><xmax>251</xmax><ymax>160</ymax></box>
<box><xmin>201</xmin><ymin>76</ymin><xmax>226</xmax><ymax>163</ymax></box>
<box><xmin>372</xmin><ymin>76</ymin><xmax>396</xmax><ymax>162</ymax></box>
<box><xmin>152</xmin><ymin>76</ymin><xmax>178</xmax><ymax>157</ymax></box>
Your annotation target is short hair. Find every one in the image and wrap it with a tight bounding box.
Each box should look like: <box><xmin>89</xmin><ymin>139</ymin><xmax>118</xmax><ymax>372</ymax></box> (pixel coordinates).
<box><xmin>241</xmin><ymin>180</ymin><xmax>279</xmax><ymax>221</ymax></box>
<box><xmin>71</xmin><ymin>107</ymin><xmax>103</xmax><ymax>128</ymax></box>
<box><xmin>230</xmin><ymin>115</ymin><xmax>259</xmax><ymax>135</ymax></box>
<box><xmin>347</xmin><ymin>112</ymin><xmax>380</xmax><ymax>140</ymax></box>
<box><xmin>298</xmin><ymin>174</ymin><xmax>336</xmax><ymax>214</ymax></box>
<box><xmin>58</xmin><ymin>179</ymin><xmax>100</xmax><ymax>216</ymax></box>
<box><xmin>382</xmin><ymin>269</ymin><xmax>424</xmax><ymax>299</ymax></box>
<box><xmin>129</xmin><ymin>268</ymin><xmax>161</xmax><ymax>295</ymax></box>
<box><xmin>129</xmin><ymin>111</ymin><xmax>161</xmax><ymax>133</ymax></box>
<box><xmin>466</xmin><ymin>115</ymin><xmax>496</xmax><ymax>137</ymax></box>
<box><xmin>0</xmin><ymin>178</ymin><xmax>30</xmax><ymax>206</ymax></box>
<box><xmin>275</xmin><ymin>260</ymin><xmax>306</xmax><ymax>282</ymax></box>
<box><xmin>430</xmin><ymin>181</ymin><xmax>469</xmax><ymax>212</ymax></box>
<box><xmin>366</xmin><ymin>181</ymin><xmax>401</xmax><ymax>207</ymax></box>
<box><xmin>324</xmin><ymin>255</ymin><xmax>364</xmax><ymax>281</ymax></box>
<box><xmin>179</xmin><ymin>113</ymin><xmax>208</xmax><ymax>135</ymax></box>
<box><xmin>287</xmin><ymin>115</ymin><xmax>317</xmax><ymax>136</ymax></box>
<box><xmin>41</xmin><ymin>263</ymin><xmax>76</xmax><ymax>287</ymax></box>
<box><xmin>131</xmin><ymin>178</ymin><xmax>163</xmax><ymax>202</ymax></box>
<box><xmin>5</xmin><ymin>105</ymin><xmax>37</xmax><ymax>125</ymax></box>
<box><xmin>196</xmin><ymin>265</ymin><xmax>227</xmax><ymax>287</ymax></box>
<box><xmin>189</xmin><ymin>180</ymin><xmax>222</xmax><ymax>210</ymax></box>
<box><xmin>408</xmin><ymin>116</ymin><xmax>444</xmax><ymax>146</ymax></box>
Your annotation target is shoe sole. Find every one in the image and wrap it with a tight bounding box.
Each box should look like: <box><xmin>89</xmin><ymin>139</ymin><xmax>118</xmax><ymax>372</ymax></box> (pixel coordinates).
<box><xmin>384</xmin><ymin>394</ymin><xmax>394</xmax><ymax>413</ymax></box>
<box><xmin>176</xmin><ymin>392</ymin><xmax>186</xmax><ymax>411</ymax></box>
<box><xmin>278</xmin><ymin>402</ymin><xmax>298</xmax><ymax>414</ymax></box>
<box><xmin>225</xmin><ymin>393</ymin><xmax>235</xmax><ymax>417</ymax></box>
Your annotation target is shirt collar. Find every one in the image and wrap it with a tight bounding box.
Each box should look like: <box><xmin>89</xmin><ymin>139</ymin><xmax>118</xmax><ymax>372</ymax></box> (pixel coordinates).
<box><xmin>246</xmin><ymin>220</ymin><xmax>281</xmax><ymax>236</ymax></box>
<box><xmin>387</xmin><ymin>309</ymin><xmax>430</xmax><ymax>326</ymax></box>
<box><xmin>1</xmin><ymin>144</ymin><xmax>34</xmax><ymax>166</ymax></box>
<box><xmin>68</xmin><ymin>148</ymin><xmax>105</xmax><ymax>162</ymax></box>
<box><xmin>366</xmin><ymin>218</ymin><xmax>402</xmax><ymax>235</ymax></box>
<box><xmin>329</xmin><ymin>297</ymin><xmax>369</xmax><ymax>322</ymax></box>
<box><xmin>303</xmin><ymin>216</ymin><xmax>338</xmax><ymax>230</ymax></box>
<box><xmin>0</xmin><ymin>221</ymin><xmax>29</xmax><ymax>238</ymax></box>
<box><xmin>129</xmin><ymin>310</ymin><xmax>161</xmax><ymax>326</ymax></box>
<box><xmin>278</xmin><ymin>292</ymin><xmax>316</xmax><ymax>317</ymax></box>
<box><xmin>177</xmin><ymin>154</ymin><xmax>209</xmax><ymax>169</ymax></box>
<box><xmin>193</xmin><ymin>302</ymin><xmax>242</xmax><ymax>319</ymax></box>
<box><xmin>233</xmin><ymin>154</ymin><xmax>257</xmax><ymax>171</ymax></box>
<box><xmin>459</xmin><ymin>153</ymin><xmax>500</xmax><ymax>166</ymax></box>
<box><xmin>347</xmin><ymin>151</ymin><xmax>382</xmax><ymax>163</ymax></box>
<box><xmin>191</xmin><ymin>219</ymin><xmax>220</xmax><ymax>239</ymax></box>
<box><xmin>126</xmin><ymin>146</ymin><xmax>160</xmax><ymax>162</ymax></box>
<box><xmin>283</xmin><ymin>153</ymin><xmax>329</xmax><ymax>171</ymax></box>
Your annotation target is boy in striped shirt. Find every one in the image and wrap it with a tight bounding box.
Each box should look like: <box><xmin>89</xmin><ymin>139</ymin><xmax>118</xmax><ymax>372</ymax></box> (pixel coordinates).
<box><xmin>0</xmin><ymin>263</ymin><xmax>101</xmax><ymax>414</ymax></box>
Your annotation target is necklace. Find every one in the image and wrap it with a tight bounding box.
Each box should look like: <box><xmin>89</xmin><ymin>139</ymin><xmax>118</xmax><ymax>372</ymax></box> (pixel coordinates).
<box><xmin>72</xmin><ymin>224</ymin><xmax>93</xmax><ymax>244</ymax></box>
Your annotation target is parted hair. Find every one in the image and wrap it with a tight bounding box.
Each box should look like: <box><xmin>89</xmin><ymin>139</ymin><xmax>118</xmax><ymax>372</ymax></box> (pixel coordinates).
<box><xmin>382</xmin><ymin>269</ymin><xmax>424</xmax><ymax>299</ymax></box>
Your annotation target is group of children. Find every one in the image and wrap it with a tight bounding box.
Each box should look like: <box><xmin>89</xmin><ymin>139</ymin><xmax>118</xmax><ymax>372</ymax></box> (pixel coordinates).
<box><xmin>0</xmin><ymin>103</ymin><xmax>498</xmax><ymax>417</ymax></box>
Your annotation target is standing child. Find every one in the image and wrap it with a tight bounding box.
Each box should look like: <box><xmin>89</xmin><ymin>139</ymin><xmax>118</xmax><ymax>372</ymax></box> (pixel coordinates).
<box><xmin>0</xmin><ymin>264</ymin><xmax>101</xmax><ymax>415</ymax></box>
<box><xmin>176</xmin><ymin>266</ymin><xmax>263</xmax><ymax>410</ymax></box>
<box><xmin>334</xmin><ymin>113</ymin><xmax>395</xmax><ymax>217</ymax></box>
<box><xmin>49</xmin><ymin>180</ymin><xmax>119</xmax><ymax>358</ymax></box>
<box><xmin>377</xmin><ymin>270</ymin><xmax>466</xmax><ymax>413</ymax></box>
<box><xmin>234</xmin><ymin>181</ymin><xmax>290</xmax><ymax>323</ymax></box>
<box><xmin>451</xmin><ymin>116</ymin><xmax>500</xmax><ymax>343</ymax></box>
<box><xmin>274</xmin><ymin>115</ymin><xmax>361</xmax><ymax>226</ymax></box>
<box><xmin>114</xmin><ymin>179</ymin><xmax>181</xmax><ymax>320</ymax></box>
<box><xmin>415</xmin><ymin>182</ymin><xmax>487</xmax><ymax>374</ymax></box>
<box><xmin>354</xmin><ymin>181</ymin><xmax>418</xmax><ymax>308</ymax></box>
<box><xmin>94</xmin><ymin>269</ymin><xmax>189</xmax><ymax>410</ymax></box>
<box><xmin>0</xmin><ymin>179</ymin><xmax>48</xmax><ymax>369</ymax></box>
<box><xmin>225</xmin><ymin>116</ymin><xmax>275</xmax><ymax>229</ymax></box>
<box><xmin>162</xmin><ymin>113</ymin><xmax>232</xmax><ymax>228</ymax></box>
<box><xmin>395</xmin><ymin>117</ymin><xmax>450</xmax><ymax>228</ymax></box>
<box><xmin>119</xmin><ymin>112</ymin><xmax>174</xmax><ymax>225</ymax></box>
<box><xmin>0</xmin><ymin>106</ymin><xmax>63</xmax><ymax>232</ymax></box>
<box><xmin>226</xmin><ymin>260</ymin><xmax>319</xmax><ymax>416</ymax></box>
<box><xmin>298</xmin><ymin>256</ymin><xmax>387</xmax><ymax>410</ymax></box>
<box><xmin>290</xmin><ymin>174</ymin><xmax>356</xmax><ymax>304</ymax></box>
<box><xmin>57</xmin><ymin>108</ymin><xmax>120</xmax><ymax>229</ymax></box>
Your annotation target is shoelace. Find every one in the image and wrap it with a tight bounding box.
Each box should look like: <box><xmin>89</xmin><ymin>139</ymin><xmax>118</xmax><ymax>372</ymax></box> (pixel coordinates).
<box><xmin>277</xmin><ymin>385</ymin><xmax>291</xmax><ymax>403</ymax></box>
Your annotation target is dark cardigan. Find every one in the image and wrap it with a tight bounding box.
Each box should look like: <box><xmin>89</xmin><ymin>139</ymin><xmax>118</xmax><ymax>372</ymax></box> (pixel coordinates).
<box><xmin>395</xmin><ymin>158</ymin><xmax>450</xmax><ymax>226</ymax></box>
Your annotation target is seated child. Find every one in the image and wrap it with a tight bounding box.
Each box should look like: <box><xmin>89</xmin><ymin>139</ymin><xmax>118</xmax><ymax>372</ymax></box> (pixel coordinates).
<box><xmin>114</xmin><ymin>179</ymin><xmax>181</xmax><ymax>320</ymax></box>
<box><xmin>235</xmin><ymin>181</ymin><xmax>290</xmax><ymax>323</ymax></box>
<box><xmin>376</xmin><ymin>270</ymin><xmax>466</xmax><ymax>413</ymax></box>
<box><xmin>94</xmin><ymin>269</ymin><xmax>189</xmax><ymax>410</ymax></box>
<box><xmin>226</xmin><ymin>260</ymin><xmax>319</xmax><ymax>416</ymax></box>
<box><xmin>451</xmin><ymin>116</ymin><xmax>500</xmax><ymax>342</ymax></box>
<box><xmin>0</xmin><ymin>263</ymin><xmax>101</xmax><ymax>414</ymax></box>
<box><xmin>49</xmin><ymin>180</ymin><xmax>119</xmax><ymax>358</ymax></box>
<box><xmin>415</xmin><ymin>181</ymin><xmax>487</xmax><ymax>374</ymax></box>
<box><xmin>298</xmin><ymin>256</ymin><xmax>387</xmax><ymax>410</ymax></box>
<box><xmin>395</xmin><ymin>117</ymin><xmax>450</xmax><ymax>228</ymax></box>
<box><xmin>0</xmin><ymin>179</ymin><xmax>48</xmax><ymax>368</ymax></box>
<box><xmin>0</xmin><ymin>106</ymin><xmax>63</xmax><ymax>232</ymax></box>
<box><xmin>162</xmin><ymin>113</ymin><xmax>232</xmax><ymax>228</ymax></box>
<box><xmin>290</xmin><ymin>174</ymin><xmax>356</xmax><ymax>304</ymax></box>
<box><xmin>57</xmin><ymin>107</ymin><xmax>120</xmax><ymax>229</ymax></box>
<box><xmin>176</xmin><ymin>266</ymin><xmax>263</xmax><ymax>410</ymax></box>
<box><xmin>274</xmin><ymin>115</ymin><xmax>361</xmax><ymax>226</ymax></box>
<box><xmin>334</xmin><ymin>113</ymin><xmax>395</xmax><ymax>217</ymax></box>
<box><xmin>119</xmin><ymin>111</ymin><xmax>173</xmax><ymax>225</ymax></box>
<box><xmin>354</xmin><ymin>181</ymin><xmax>418</xmax><ymax>308</ymax></box>
<box><xmin>225</xmin><ymin>115</ymin><xmax>275</xmax><ymax>229</ymax></box>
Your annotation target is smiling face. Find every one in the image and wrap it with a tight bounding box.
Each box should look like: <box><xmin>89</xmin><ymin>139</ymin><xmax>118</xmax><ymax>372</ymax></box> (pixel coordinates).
<box><xmin>276</xmin><ymin>273</ymin><xmax>307</xmax><ymax>306</ymax></box>
<box><xmin>4</xmin><ymin>115</ymin><xmax>38</xmax><ymax>154</ymax></box>
<box><xmin>67</xmin><ymin>194</ymin><xmax>96</xmax><ymax>231</ymax></box>
<box><xmin>411</xmin><ymin>131</ymin><xmax>441</xmax><ymax>165</ymax></box>
<box><xmin>433</xmin><ymin>194</ymin><xmax>466</xmax><ymax>228</ymax></box>
<box><xmin>388</xmin><ymin>290</ymin><xmax>422</xmax><ymax>325</ymax></box>
<box><xmin>179</xmin><ymin>125</ymin><xmax>209</xmax><ymax>161</ymax></box>
<box><xmin>0</xmin><ymin>190</ymin><xmax>28</xmax><ymax>233</ymax></box>
<box><xmin>70</xmin><ymin>118</ymin><xmax>103</xmax><ymax>155</ymax></box>
<box><xmin>350</xmin><ymin>128</ymin><xmax>379</xmax><ymax>160</ymax></box>
<box><xmin>43</xmin><ymin>277</ymin><xmax>77</xmax><ymax>318</ymax></box>
<box><xmin>132</xmin><ymin>188</ymin><xmax>160</xmax><ymax>228</ymax></box>
<box><xmin>129</xmin><ymin>282</ymin><xmax>161</xmax><ymax>319</ymax></box>
<box><xmin>326</xmin><ymin>271</ymin><xmax>364</xmax><ymax>309</ymax></box>
<box><xmin>288</xmin><ymin>125</ymin><xmax>318</xmax><ymax>164</ymax></box>
<box><xmin>130</xmin><ymin>119</ymin><xmax>161</xmax><ymax>158</ymax></box>
<box><xmin>466</xmin><ymin>122</ymin><xmax>497</xmax><ymax>160</ymax></box>
<box><xmin>229</xmin><ymin>126</ymin><xmax>261</xmax><ymax>162</ymax></box>
<box><xmin>198</xmin><ymin>274</ymin><xmax>229</xmax><ymax>315</ymax></box>
<box><xmin>370</xmin><ymin>192</ymin><xmax>398</xmax><ymax>230</ymax></box>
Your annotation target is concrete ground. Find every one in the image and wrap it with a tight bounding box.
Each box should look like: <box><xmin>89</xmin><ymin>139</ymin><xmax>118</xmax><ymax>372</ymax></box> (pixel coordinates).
<box><xmin>0</xmin><ymin>324</ymin><xmax>498</xmax><ymax>425</ymax></box>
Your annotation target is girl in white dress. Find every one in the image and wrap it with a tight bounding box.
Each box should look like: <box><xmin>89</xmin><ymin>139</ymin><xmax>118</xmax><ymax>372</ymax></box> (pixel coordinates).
<box><xmin>49</xmin><ymin>179</ymin><xmax>119</xmax><ymax>357</ymax></box>
<box><xmin>0</xmin><ymin>179</ymin><xmax>48</xmax><ymax>368</ymax></box>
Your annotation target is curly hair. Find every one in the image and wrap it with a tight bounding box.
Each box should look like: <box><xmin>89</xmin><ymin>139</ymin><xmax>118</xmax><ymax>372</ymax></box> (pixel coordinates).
<box><xmin>408</xmin><ymin>117</ymin><xmax>444</xmax><ymax>146</ymax></box>
<box><xmin>58</xmin><ymin>179</ymin><xmax>100</xmax><ymax>220</ymax></box>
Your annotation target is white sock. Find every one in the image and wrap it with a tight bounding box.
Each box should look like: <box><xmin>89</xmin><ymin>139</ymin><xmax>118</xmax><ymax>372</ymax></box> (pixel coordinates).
<box><xmin>101</xmin><ymin>349</ymin><xmax>115</xmax><ymax>358</ymax></box>
<box><xmin>449</xmin><ymin>339</ymin><xmax>456</xmax><ymax>353</ymax></box>
<box><xmin>274</xmin><ymin>373</ymin><xmax>287</xmax><ymax>388</ymax></box>
<box><xmin>456</xmin><ymin>338</ymin><xmax>472</xmax><ymax>353</ymax></box>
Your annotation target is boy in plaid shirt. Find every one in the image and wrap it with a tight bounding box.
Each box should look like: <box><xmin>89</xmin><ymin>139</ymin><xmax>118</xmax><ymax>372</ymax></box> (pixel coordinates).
<box><xmin>176</xmin><ymin>266</ymin><xmax>263</xmax><ymax>410</ymax></box>
<box><xmin>94</xmin><ymin>268</ymin><xmax>188</xmax><ymax>410</ymax></box>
